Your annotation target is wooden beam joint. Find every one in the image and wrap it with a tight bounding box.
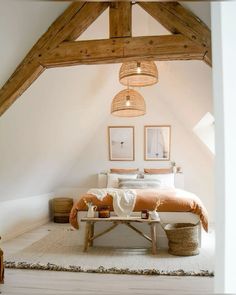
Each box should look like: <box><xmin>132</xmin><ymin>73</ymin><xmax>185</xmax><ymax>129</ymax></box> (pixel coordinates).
<box><xmin>0</xmin><ymin>2</ymin><xmax>109</xmax><ymax>116</ymax></box>
<box><xmin>138</xmin><ymin>1</ymin><xmax>211</xmax><ymax>66</ymax></box>
<box><xmin>0</xmin><ymin>1</ymin><xmax>212</xmax><ymax>117</ymax></box>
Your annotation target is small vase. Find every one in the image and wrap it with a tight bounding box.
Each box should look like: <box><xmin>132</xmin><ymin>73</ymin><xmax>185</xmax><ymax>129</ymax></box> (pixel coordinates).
<box><xmin>149</xmin><ymin>210</ymin><xmax>160</xmax><ymax>220</ymax></box>
<box><xmin>173</xmin><ymin>166</ymin><xmax>177</xmax><ymax>174</ymax></box>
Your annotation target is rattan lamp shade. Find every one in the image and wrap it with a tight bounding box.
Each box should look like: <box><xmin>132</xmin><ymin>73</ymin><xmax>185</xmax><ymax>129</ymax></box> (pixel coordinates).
<box><xmin>111</xmin><ymin>89</ymin><xmax>146</xmax><ymax>117</ymax></box>
<box><xmin>119</xmin><ymin>61</ymin><xmax>158</xmax><ymax>87</ymax></box>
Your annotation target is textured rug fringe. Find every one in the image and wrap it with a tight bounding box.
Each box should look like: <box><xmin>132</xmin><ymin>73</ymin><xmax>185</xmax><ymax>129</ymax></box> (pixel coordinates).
<box><xmin>4</xmin><ymin>261</ymin><xmax>214</xmax><ymax>277</ymax></box>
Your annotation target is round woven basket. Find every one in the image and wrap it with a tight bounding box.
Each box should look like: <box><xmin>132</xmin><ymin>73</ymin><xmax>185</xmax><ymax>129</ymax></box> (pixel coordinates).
<box><xmin>52</xmin><ymin>198</ymin><xmax>73</xmax><ymax>223</ymax></box>
<box><xmin>164</xmin><ymin>223</ymin><xmax>199</xmax><ymax>256</ymax></box>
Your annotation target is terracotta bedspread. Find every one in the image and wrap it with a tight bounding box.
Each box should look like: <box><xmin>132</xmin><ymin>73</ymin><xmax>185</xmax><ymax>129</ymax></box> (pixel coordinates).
<box><xmin>70</xmin><ymin>188</ymin><xmax>208</xmax><ymax>232</ymax></box>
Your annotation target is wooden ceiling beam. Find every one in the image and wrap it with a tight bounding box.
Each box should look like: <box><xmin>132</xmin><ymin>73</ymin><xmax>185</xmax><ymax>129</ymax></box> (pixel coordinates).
<box><xmin>42</xmin><ymin>34</ymin><xmax>206</xmax><ymax>67</ymax></box>
<box><xmin>138</xmin><ymin>2</ymin><xmax>211</xmax><ymax>66</ymax></box>
<box><xmin>0</xmin><ymin>1</ymin><xmax>212</xmax><ymax>117</ymax></box>
<box><xmin>109</xmin><ymin>2</ymin><xmax>132</xmax><ymax>38</ymax></box>
<box><xmin>66</xmin><ymin>2</ymin><xmax>109</xmax><ymax>41</ymax></box>
<box><xmin>8</xmin><ymin>2</ymin><xmax>86</xmax><ymax>76</ymax></box>
<box><xmin>0</xmin><ymin>2</ymin><xmax>109</xmax><ymax>117</ymax></box>
<box><xmin>0</xmin><ymin>63</ymin><xmax>45</xmax><ymax>117</ymax></box>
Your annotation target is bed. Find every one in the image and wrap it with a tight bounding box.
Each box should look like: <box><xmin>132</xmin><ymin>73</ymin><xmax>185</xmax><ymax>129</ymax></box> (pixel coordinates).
<box><xmin>70</xmin><ymin>171</ymin><xmax>208</xmax><ymax>248</ymax></box>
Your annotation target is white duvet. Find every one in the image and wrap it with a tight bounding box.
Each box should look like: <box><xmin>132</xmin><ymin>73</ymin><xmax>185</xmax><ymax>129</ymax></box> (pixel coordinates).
<box><xmin>87</xmin><ymin>188</ymin><xmax>137</xmax><ymax>218</ymax></box>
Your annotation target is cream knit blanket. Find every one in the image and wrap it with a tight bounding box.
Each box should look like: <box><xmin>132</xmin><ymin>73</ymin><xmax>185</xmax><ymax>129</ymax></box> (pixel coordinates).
<box><xmin>87</xmin><ymin>188</ymin><xmax>137</xmax><ymax>217</ymax></box>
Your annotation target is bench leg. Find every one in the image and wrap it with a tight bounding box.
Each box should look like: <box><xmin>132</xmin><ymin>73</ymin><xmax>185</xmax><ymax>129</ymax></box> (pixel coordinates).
<box><xmin>150</xmin><ymin>223</ymin><xmax>157</xmax><ymax>255</ymax></box>
<box><xmin>89</xmin><ymin>222</ymin><xmax>94</xmax><ymax>247</ymax></box>
<box><xmin>0</xmin><ymin>249</ymin><xmax>4</xmax><ymax>284</ymax></box>
<box><xmin>84</xmin><ymin>222</ymin><xmax>92</xmax><ymax>252</ymax></box>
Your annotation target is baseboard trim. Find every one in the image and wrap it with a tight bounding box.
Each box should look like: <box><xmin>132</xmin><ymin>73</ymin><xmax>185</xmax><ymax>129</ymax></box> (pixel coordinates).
<box><xmin>2</xmin><ymin>217</ymin><xmax>51</xmax><ymax>242</ymax></box>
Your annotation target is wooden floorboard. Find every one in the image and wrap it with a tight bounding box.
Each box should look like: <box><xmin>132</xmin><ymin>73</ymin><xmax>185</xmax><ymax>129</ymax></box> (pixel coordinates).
<box><xmin>1</xmin><ymin>269</ymin><xmax>214</xmax><ymax>295</ymax></box>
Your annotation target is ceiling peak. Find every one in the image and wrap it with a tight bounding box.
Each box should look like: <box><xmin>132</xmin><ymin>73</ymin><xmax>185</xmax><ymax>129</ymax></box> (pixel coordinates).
<box><xmin>0</xmin><ymin>1</ymin><xmax>211</xmax><ymax>117</ymax></box>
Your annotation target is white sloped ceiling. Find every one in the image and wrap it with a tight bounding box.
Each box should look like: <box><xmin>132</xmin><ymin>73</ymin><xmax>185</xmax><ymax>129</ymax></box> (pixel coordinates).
<box><xmin>0</xmin><ymin>1</ymin><xmax>213</xmax><ymax>208</ymax></box>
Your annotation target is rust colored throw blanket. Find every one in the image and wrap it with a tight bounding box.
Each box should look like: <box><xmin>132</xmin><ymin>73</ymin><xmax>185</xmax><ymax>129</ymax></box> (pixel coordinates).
<box><xmin>70</xmin><ymin>188</ymin><xmax>208</xmax><ymax>232</ymax></box>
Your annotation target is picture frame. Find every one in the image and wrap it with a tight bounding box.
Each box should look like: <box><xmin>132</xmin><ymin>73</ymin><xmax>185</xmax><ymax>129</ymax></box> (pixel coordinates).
<box><xmin>108</xmin><ymin>126</ymin><xmax>135</xmax><ymax>161</ymax></box>
<box><xmin>144</xmin><ymin>125</ymin><xmax>171</xmax><ymax>161</ymax></box>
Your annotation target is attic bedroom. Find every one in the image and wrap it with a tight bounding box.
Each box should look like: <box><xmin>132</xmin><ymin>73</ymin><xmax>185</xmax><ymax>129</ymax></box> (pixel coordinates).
<box><xmin>0</xmin><ymin>1</ymin><xmax>236</xmax><ymax>294</ymax></box>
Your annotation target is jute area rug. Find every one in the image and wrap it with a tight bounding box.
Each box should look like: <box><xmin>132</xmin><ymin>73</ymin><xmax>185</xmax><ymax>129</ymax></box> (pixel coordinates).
<box><xmin>5</xmin><ymin>227</ymin><xmax>214</xmax><ymax>277</ymax></box>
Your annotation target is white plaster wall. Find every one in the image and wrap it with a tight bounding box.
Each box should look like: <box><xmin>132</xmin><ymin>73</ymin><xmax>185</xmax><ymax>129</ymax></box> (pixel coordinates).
<box><xmin>56</xmin><ymin>61</ymin><xmax>214</xmax><ymax>221</ymax></box>
<box><xmin>0</xmin><ymin>64</ymin><xmax>118</xmax><ymax>200</ymax></box>
<box><xmin>0</xmin><ymin>193</ymin><xmax>53</xmax><ymax>241</ymax></box>
<box><xmin>0</xmin><ymin>1</ymin><xmax>68</xmax><ymax>238</ymax></box>
<box><xmin>212</xmin><ymin>2</ymin><xmax>236</xmax><ymax>293</ymax></box>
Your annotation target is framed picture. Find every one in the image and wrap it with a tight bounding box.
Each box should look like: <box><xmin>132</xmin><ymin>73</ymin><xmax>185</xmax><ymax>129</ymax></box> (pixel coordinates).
<box><xmin>108</xmin><ymin>126</ymin><xmax>135</xmax><ymax>161</ymax></box>
<box><xmin>144</xmin><ymin>125</ymin><xmax>171</xmax><ymax>161</ymax></box>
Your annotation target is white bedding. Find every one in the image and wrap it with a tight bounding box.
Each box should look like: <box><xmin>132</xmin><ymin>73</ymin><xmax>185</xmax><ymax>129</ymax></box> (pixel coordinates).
<box><xmin>87</xmin><ymin>188</ymin><xmax>136</xmax><ymax>218</ymax></box>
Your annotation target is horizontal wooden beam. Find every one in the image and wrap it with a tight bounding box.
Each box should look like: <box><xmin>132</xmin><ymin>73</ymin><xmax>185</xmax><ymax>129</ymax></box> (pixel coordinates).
<box><xmin>138</xmin><ymin>2</ymin><xmax>211</xmax><ymax>66</ymax></box>
<box><xmin>0</xmin><ymin>2</ymin><xmax>109</xmax><ymax>117</ymax></box>
<box><xmin>42</xmin><ymin>34</ymin><xmax>206</xmax><ymax>67</ymax></box>
<box><xmin>0</xmin><ymin>1</ymin><xmax>211</xmax><ymax>117</ymax></box>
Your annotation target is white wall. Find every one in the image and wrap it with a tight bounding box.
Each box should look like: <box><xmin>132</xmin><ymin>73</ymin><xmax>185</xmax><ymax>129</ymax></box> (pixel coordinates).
<box><xmin>0</xmin><ymin>193</ymin><xmax>53</xmax><ymax>241</ymax></box>
<box><xmin>55</xmin><ymin>61</ymin><xmax>214</xmax><ymax>221</ymax></box>
<box><xmin>212</xmin><ymin>2</ymin><xmax>236</xmax><ymax>293</ymax></box>
<box><xmin>0</xmin><ymin>1</ymin><xmax>68</xmax><ymax>239</ymax></box>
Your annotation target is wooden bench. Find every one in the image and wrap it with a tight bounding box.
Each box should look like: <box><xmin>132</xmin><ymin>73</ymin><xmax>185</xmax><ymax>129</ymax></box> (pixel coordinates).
<box><xmin>81</xmin><ymin>217</ymin><xmax>160</xmax><ymax>255</ymax></box>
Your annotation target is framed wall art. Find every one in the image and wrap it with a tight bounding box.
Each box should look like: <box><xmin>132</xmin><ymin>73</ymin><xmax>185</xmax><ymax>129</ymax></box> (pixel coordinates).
<box><xmin>144</xmin><ymin>125</ymin><xmax>171</xmax><ymax>161</ymax></box>
<box><xmin>108</xmin><ymin>126</ymin><xmax>135</xmax><ymax>161</ymax></box>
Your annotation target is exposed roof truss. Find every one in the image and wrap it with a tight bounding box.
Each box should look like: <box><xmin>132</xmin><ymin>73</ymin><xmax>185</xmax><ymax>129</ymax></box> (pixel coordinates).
<box><xmin>0</xmin><ymin>1</ymin><xmax>211</xmax><ymax>117</ymax></box>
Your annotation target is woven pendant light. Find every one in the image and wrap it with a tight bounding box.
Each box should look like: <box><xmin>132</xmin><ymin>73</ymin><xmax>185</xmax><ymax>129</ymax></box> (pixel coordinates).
<box><xmin>111</xmin><ymin>88</ymin><xmax>146</xmax><ymax>117</ymax></box>
<box><xmin>119</xmin><ymin>61</ymin><xmax>158</xmax><ymax>87</ymax></box>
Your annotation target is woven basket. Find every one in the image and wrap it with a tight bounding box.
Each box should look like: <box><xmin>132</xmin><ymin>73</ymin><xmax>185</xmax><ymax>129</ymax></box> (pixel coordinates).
<box><xmin>164</xmin><ymin>223</ymin><xmax>199</xmax><ymax>256</ymax></box>
<box><xmin>52</xmin><ymin>198</ymin><xmax>73</xmax><ymax>223</ymax></box>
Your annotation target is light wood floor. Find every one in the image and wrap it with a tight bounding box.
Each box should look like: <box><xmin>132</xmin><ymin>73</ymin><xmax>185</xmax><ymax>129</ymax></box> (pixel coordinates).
<box><xmin>0</xmin><ymin>223</ymin><xmax>214</xmax><ymax>295</ymax></box>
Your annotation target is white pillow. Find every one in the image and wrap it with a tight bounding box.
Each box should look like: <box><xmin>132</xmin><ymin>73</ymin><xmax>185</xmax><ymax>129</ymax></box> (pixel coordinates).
<box><xmin>118</xmin><ymin>178</ymin><xmax>161</xmax><ymax>189</ymax></box>
<box><xmin>107</xmin><ymin>173</ymin><xmax>137</xmax><ymax>188</ymax></box>
<box><xmin>143</xmin><ymin>173</ymin><xmax>175</xmax><ymax>188</ymax></box>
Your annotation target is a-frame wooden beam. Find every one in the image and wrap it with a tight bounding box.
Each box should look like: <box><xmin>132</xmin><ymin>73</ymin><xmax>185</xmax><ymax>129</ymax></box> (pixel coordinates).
<box><xmin>0</xmin><ymin>1</ymin><xmax>212</xmax><ymax>117</ymax></box>
<box><xmin>42</xmin><ymin>34</ymin><xmax>206</xmax><ymax>67</ymax></box>
<box><xmin>0</xmin><ymin>2</ymin><xmax>109</xmax><ymax>117</ymax></box>
<box><xmin>138</xmin><ymin>2</ymin><xmax>211</xmax><ymax>66</ymax></box>
<box><xmin>109</xmin><ymin>2</ymin><xmax>132</xmax><ymax>38</ymax></box>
